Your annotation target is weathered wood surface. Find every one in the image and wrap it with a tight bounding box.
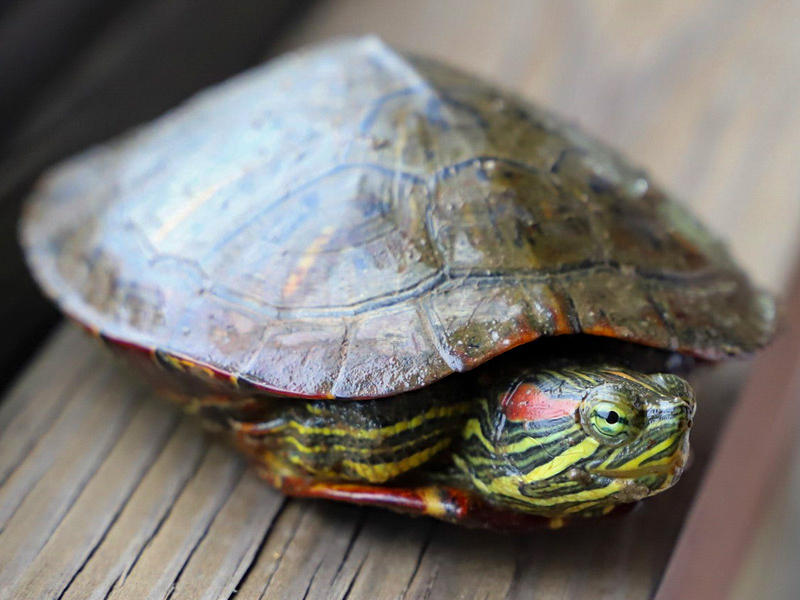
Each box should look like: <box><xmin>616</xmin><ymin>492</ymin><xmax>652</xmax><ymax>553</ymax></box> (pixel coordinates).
<box><xmin>3</xmin><ymin>0</ymin><xmax>800</xmax><ymax>598</ymax></box>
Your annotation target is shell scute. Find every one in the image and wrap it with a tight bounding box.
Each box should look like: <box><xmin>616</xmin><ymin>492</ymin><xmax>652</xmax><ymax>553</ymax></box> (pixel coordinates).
<box><xmin>331</xmin><ymin>303</ymin><xmax>449</xmax><ymax>399</ymax></box>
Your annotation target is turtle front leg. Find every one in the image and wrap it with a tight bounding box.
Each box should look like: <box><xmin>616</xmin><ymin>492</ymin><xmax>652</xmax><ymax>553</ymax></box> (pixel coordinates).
<box><xmin>255</xmin><ymin>465</ymin><xmax>575</xmax><ymax>531</ymax></box>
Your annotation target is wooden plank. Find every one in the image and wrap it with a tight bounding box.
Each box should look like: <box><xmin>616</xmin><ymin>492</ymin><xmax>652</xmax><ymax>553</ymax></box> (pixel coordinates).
<box><xmin>10</xmin><ymin>397</ymin><xmax>180</xmax><ymax>599</ymax></box>
<box><xmin>0</xmin><ymin>326</ymin><xmax>104</xmax><ymax>483</ymax></box>
<box><xmin>3</xmin><ymin>1</ymin><xmax>800</xmax><ymax>598</ymax></box>
<box><xmin>167</xmin><ymin>473</ymin><xmax>284</xmax><ymax>600</ymax></box>
<box><xmin>0</xmin><ymin>344</ymin><xmax>142</xmax><ymax>590</ymax></box>
<box><xmin>59</xmin><ymin>421</ymin><xmax>208</xmax><ymax>600</ymax></box>
<box><xmin>102</xmin><ymin>445</ymin><xmax>245</xmax><ymax>600</ymax></box>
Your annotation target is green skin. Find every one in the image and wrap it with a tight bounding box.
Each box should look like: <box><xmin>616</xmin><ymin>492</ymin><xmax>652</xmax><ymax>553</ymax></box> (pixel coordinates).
<box><xmin>217</xmin><ymin>363</ymin><xmax>695</xmax><ymax>525</ymax></box>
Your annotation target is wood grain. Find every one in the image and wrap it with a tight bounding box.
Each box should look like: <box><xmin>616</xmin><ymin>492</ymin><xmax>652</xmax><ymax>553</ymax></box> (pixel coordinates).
<box><xmin>3</xmin><ymin>0</ymin><xmax>800</xmax><ymax>598</ymax></box>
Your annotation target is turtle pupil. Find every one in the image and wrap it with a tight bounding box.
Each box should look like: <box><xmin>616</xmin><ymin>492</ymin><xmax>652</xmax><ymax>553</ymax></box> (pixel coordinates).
<box><xmin>605</xmin><ymin>411</ymin><xmax>620</xmax><ymax>424</ymax></box>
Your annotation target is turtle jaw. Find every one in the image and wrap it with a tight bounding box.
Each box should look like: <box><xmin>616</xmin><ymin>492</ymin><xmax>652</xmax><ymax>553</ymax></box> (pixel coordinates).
<box><xmin>593</xmin><ymin>440</ymin><xmax>689</xmax><ymax>498</ymax></box>
<box><xmin>594</xmin><ymin>448</ymin><xmax>688</xmax><ymax>481</ymax></box>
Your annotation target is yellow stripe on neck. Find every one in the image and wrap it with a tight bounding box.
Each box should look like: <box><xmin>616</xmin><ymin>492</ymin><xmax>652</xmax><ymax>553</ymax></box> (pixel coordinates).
<box><xmin>286</xmin><ymin>402</ymin><xmax>471</xmax><ymax>440</ymax></box>
<box><xmin>342</xmin><ymin>437</ymin><xmax>453</xmax><ymax>482</ymax></box>
<box><xmin>484</xmin><ymin>437</ymin><xmax>601</xmax><ymax>503</ymax></box>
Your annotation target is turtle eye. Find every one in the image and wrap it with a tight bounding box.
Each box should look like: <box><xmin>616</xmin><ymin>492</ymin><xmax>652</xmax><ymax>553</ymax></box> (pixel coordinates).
<box><xmin>584</xmin><ymin>400</ymin><xmax>634</xmax><ymax>445</ymax></box>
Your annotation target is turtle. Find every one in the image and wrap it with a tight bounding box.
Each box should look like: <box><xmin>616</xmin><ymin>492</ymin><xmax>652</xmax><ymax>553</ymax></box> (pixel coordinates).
<box><xmin>20</xmin><ymin>36</ymin><xmax>776</xmax><ymax>529</ymax></box>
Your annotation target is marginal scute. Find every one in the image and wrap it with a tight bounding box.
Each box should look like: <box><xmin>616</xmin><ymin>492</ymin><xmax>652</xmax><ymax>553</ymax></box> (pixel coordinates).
<box><xmin>168</xmin><ymin>299</ymin><xmax>267</xmax><ymax>375</ymax></box>
<box><xmin>426</xmin><ymin>282</ymin><xmax>538</xmax><ymax>368</ymax></box>
<box><xmin>332</xmin><ymin>304</ymin><xmax>450</xmax><ymax>399</ymax></box>
<box><xmin>21</xmin><ymin>36</ymin><xmax>777</xmax><ymax>399</ymax></box>
<box><xmin>244</xmin><ymin>317</ymin><xmax>348</xmax><ymax>398</ymax></box>
<box><xmin>565</xmin><ymin>270</ymin><xmax>675</xmax><ymax>350</ymax></box>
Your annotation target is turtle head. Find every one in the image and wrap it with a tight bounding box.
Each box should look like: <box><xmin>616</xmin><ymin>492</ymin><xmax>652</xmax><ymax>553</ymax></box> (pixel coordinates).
<box><xmin>455</xmin><ymin>366</ymin><xmax>695</xmax><ymax>519</ymax></box>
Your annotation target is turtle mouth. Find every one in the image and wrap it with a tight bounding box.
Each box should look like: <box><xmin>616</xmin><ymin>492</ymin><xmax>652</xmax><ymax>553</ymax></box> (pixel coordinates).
<box><xmin>594</xmin><ymin>451</ymin><xmax>688</xmax><ymax>480</ymax></box>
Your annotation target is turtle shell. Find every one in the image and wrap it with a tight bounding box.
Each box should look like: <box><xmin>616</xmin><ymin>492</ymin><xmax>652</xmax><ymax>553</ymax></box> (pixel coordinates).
<box><xmin>21</xmin><ymin>36</ymin><xmax>776</xmax><ymax>400</ymax></box>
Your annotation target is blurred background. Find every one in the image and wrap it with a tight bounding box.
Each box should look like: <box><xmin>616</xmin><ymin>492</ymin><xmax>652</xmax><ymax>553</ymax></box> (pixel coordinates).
<box><xmin>1</xmin><ymin>1</ymin><xmax>799</xmax><ymax>598</ymax></box>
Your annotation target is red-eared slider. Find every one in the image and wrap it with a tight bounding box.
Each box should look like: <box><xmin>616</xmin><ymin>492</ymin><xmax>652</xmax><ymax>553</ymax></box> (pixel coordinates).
<box><xmin>20</xmin><ymin>37</ymin><xmax>775</xmax><ymax>529</ymax></box>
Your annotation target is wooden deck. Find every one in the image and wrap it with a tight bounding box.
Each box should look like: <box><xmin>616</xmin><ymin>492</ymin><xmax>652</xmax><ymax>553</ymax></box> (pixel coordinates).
<box><xmin>2</xmin><ymin>1</ymin><xmax>800</xmax><ymax>598</ymax></box>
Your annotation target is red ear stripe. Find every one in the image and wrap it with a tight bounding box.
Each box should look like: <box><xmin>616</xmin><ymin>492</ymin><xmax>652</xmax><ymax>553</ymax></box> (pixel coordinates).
<box><xmin>501</xmin><ymin>383</ymin><xmax>580</xmax><ymax>422</ymax></box>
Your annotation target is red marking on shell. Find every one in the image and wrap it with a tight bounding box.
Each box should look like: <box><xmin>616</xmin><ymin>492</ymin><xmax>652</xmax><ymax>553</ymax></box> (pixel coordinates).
<box><xmin>99</xmin><ymin>333</ymin><xmax>155</xmax><ymax>359</ymax></box>
<box><xmin>501</xmin><ymin>383</ymin><xmax>579</xmax><ymax>422</ymax></box>
<box><xmin>583</xmin><ymin>321</ymin><xmax>670</xmax><ymax>352</ymax></box>
<box><xmin>460</xmin><ymin>330</ymin><xmax>541</xmax><ymax>371</ymax></box>
<box><xmin>583</xmin><ymin>322</ymin><xmax>621</xmax><ymax>338</ymax></box>
<box><xmin>77</xmin><ymin>320</ymin><xmax>101</xmax><ymax>338</ymax></box>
